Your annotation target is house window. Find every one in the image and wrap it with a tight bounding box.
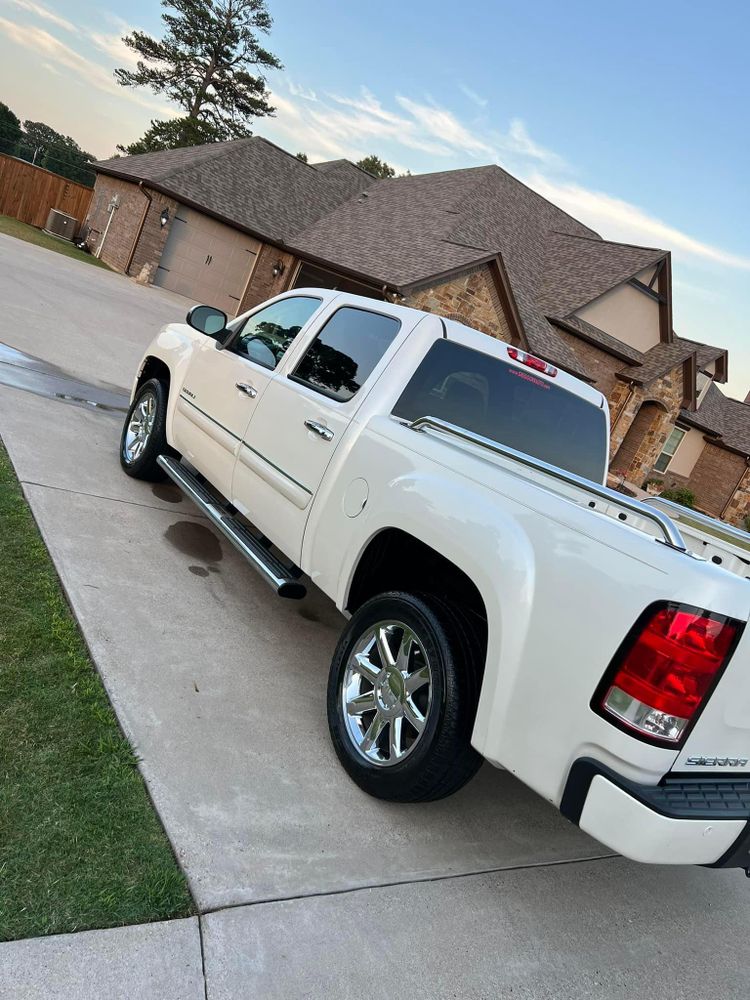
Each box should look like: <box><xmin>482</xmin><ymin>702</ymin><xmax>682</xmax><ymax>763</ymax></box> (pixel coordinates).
<box><xmin>653</xmin><ymin>426</ymin><xmax>686</xmax><ymax>473</ymax></box>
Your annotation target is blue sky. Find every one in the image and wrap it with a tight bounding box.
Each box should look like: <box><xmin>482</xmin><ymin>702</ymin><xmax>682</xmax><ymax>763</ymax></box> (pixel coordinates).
<box><xmin>1</xmin><ymin>0</ymin><xmax>748</xmax><ymax>396</ymax></box>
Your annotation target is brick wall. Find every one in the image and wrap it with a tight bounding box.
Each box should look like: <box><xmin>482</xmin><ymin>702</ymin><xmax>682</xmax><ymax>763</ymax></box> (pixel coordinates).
<box><xmin>405</xmin><ymin>265</ymin><xmax>514</xmax><ymax>342</ymax></box>
<box><xmin>553</xmin><ymin>327</ymin><xmax>623</xmax><ymax>397</ymax></box>
<box><xmin>85</xmin><ymin>174</ymin><xmax>177</xmax><ymax>277</ymax></box>
<box><xmin>684</xmin><ymin>444</ymin><xmax>746</xmax><ymax>517</ymax></box>
<box><xmin>238</xmin><ymin>244</ymin><xmax>297</xmax><ymax>312</ymax></box>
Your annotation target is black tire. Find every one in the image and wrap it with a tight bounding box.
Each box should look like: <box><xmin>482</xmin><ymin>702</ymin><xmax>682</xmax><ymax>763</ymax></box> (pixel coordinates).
<box><xmin>327</xmin><ymin>591</ymin><xmax>484</xmax><ymax>802</ymax></box>
<box><xmin>119</xmin><ymin>378</ymin><xmax>174</xmax><ymax>481</ymax></box>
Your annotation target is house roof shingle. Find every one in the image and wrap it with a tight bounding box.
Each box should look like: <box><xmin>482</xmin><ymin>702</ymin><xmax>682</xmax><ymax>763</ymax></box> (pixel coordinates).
<box><xmin>539</xmin><ymin>232</ymin><xmax>665</xmax><ymax>317</ymax></box>
<box><xmin>680</xmin><ymin>383</ymin><xmax>750</xmax><ymax>455</ymax></box>
<box><xmin>95</xmin><ymin>137</ymin><xmax>370</xmax><ymax>244</ymax></box>
<box><xmin>96</xmin><ymin>137</ymin><xmax>727</xmax><ymax>390</ymax></box>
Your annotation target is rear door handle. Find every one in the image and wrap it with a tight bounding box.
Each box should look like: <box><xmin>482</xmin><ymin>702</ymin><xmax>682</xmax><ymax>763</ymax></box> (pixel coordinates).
<box><xmin>236</xmin><ymin>382</ymin><xmax>257</xmax><ymax>398</ymax></box>
<box><xmin>304</xmin><ymin>419</ymin><xmax>334</xmax><ymax>442</ymax></box>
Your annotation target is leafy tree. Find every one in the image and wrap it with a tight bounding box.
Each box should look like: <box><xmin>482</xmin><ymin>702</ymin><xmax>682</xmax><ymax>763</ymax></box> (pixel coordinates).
<box><xmin>0</xmin><ymin>101</ymin><xmax>22</xmax><ymax>156</ymax></box>
<box><xmin>119</xmin><ymin>116</ymin><xmax>223</xmax><ymax>155</ymax></box>
<box><xmin>116</xmin><ymin>0</ymin><xmax>282</xmax><ymax>154</ymax></box>
<box><xmin>356</xmin><ymin>154</ymin><xmax>396</xmax><ymax>179</ymax></box>
<box><xmin>295</xmin><ymin>151</ymin><xmax>308</xmax><ymax>162</ymax></box>
<box><xmin>18</xmin><ymin>121</ymin><xmax>95</xmax><ymax>185</ymax></box>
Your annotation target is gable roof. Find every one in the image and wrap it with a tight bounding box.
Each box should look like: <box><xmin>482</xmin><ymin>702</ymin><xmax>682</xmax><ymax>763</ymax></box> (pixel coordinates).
<box><xmin>289</xmin><ymin>164</ymin><xmax>609</xmax><ymax>374</ymax></box>
<box><xmin>96</xmin><ymin>136</ymin><xmax>727</xmax><ymax>388</ymax></box>
<box><xmin>94</xmin><ymin>137</ymin><xmax>370</xmax><ymax>245</ymax></box>
<box><xmin>681</xmin><ymin>383</ymin><xmax>750</xmax><ymax>455</ymax></box>
<box><xmin>538</xmin><ymin>233</ymin><xmax>665</xmax><ymax>317</ymax></box>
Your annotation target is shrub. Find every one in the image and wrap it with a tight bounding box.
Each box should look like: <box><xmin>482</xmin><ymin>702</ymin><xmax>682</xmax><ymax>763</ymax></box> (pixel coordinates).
<box><xmin>659</xmin><ymin>486</ymin><xmax>695</xmax><ymax>508</ymax></box>
<box><xmin>743</xmin><ymin>515</ymin><xmax>750</xmax><ymax>533</ymax></box>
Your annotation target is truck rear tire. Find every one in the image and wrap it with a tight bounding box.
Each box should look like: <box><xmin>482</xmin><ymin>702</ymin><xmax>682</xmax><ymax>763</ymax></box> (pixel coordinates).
<box><xmin>119</xmin><ymin>378</ymin><xmax>174</xmax><ymax>481</ymax></box>
<box><xmin>327</xmin><ymin>591</ymin><xmax>483</xmax><ymax>802</ymax></box>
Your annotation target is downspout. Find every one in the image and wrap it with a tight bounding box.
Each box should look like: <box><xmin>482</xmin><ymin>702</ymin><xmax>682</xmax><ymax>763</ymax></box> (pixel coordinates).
<box><xmin>95</xmin><ymin>197</ymin><xmax>118</xmax><ymax>259</ymax></box>
<box><xmin>610</xmin><ymin>382</ymin><xmax>636</xmax><ymax>432</ymax></box>
<box><xmin>125</xmin><ymin>181</ymin><xmax>153</xmax><ymax>275</ymax></box>
<box><xmin>720</xmin><ymin>457</ymin><xmax>750</xmax><ymax>520</ymax></box>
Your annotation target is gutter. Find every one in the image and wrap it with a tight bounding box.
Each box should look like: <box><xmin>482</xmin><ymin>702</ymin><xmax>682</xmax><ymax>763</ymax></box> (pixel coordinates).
<box><xmin>125</xmin><ymin>181</ymin><xmax>152</xmax><ymax>275</ymax></box>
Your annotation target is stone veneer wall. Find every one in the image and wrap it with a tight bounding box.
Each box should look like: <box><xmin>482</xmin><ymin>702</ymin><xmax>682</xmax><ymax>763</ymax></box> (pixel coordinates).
<box><xmin>721</xmin><ymin>464</ymin><xmax>750</xmax><ymax>526</ymax></box>
<box><xmin>405</xmin><ymin>265</ymin><xmax>515</xmax><ymax>343</ymax></box>
<box><xmin>607</xmin><ymin>362</ymin><xmax>687</xmax><ymax>483</ymax></box>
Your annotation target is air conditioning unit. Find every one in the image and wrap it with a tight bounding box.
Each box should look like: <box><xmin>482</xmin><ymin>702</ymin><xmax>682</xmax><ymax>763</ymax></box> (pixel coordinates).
<box><xmin>44</xmin><ymin>209</ymin><xmax>78</xmax><ymax>242</ymax></box>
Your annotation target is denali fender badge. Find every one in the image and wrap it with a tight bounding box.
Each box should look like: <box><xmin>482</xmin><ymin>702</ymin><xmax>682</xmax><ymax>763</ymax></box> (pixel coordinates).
<box><xmin>686</xmin><ymin>756</ymin><xmax>749</xmax><ymax>767</ymax></box>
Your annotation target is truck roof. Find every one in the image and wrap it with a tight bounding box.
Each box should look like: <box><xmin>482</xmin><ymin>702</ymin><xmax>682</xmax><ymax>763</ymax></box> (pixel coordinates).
<box><xmin>290</xmin><ymin>286</ymin><xmax>606</xmax><ymax>410</ymax></box>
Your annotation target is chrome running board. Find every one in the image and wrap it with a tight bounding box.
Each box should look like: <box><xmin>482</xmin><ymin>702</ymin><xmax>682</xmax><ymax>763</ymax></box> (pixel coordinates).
<box><xmin>157</xmin><ymin>455</ymin><xmax>306</xmax><ymax>600</ymax></box>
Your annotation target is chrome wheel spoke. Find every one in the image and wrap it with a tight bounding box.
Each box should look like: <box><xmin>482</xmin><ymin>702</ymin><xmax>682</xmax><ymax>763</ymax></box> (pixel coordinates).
<box><xmin>376</xmin><ymin>627</ymin><xmax>396</xmax><ymax>669</ymax></box>
<box><xmin>388</xmin><ymin>716</ymin><xmax>404</xmax><ymax>761</ymax></box>
<box><xmin>353</xmin><ymin>651</ymin><xmax>380</xmax><ymax>683</ymax></box>
<box><xmin>361</xmin><ymin>713</ymin><xmax>388</xmax><ymax>752</ymax></box>
<box><xmin>346</xmin><ymin>692</ymin><xmax>377</xmax><ymax>716</ymax></box>
<box><xmin>395</xmin><ymin>629</ymin><xmax>415</xmax><ymax>673</ymax></box>
<box><xmin>403</xmin><ymin>698</ymin><xmax>426</xmax><ymax>733</ymax></box>
<box><xmin>405</xmin><ymin>664</ymin><xmax>430</xmax><ymax>696</ymax></box>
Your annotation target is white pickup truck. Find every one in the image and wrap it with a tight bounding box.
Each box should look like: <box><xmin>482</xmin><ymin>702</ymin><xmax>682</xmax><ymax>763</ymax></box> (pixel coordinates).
<box><xmin>120</xmin><ymin>288</ymin><xmax>750</xmax><ymax>873</ymax></box>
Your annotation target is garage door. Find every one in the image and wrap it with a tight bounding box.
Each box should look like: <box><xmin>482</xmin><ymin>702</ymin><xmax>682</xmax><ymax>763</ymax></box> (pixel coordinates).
<box><xmin>154</xmin><ymin>207</ymin><xmax>261</xmax><ymax>316</ymax></box>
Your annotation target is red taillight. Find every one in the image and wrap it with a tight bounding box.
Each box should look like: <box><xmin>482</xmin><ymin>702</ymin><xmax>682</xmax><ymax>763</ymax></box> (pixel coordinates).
<box><xmin>598</xmin><ymin>604</ymin><xmax>740</xmax><ymax>744</ymax></box>
<box><xmin>507</xmin><ymin>347</ymin><xmax>557</xmax><ymax>377</ymax></box>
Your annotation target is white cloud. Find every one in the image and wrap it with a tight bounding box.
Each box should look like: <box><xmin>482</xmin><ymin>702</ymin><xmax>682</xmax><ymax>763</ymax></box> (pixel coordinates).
<box><xmin>459</xmin><ymin>83</ymin><xmax>487</xmax><ymax>108</ymax></box>
<box><xmin>6</xmin><ymin>0</ymin><xmax>75</xmax><ymax>33</ymax></box>
<box><xmin>503</xmin><ymin>119</ymin><xmax>565</xmax><ymax>169</ymax></box>
<box><xmin>526</xmin><ymin>172</ymin><xmax>750</xmax><ymax>271</ymax></box>
<box><xmin>287</xmin><ymin>79</ymin><xmax>317</xmax><ymax>101</ymax></box>
<box><xmin>0</xmin><ymin>17</ymin><xmax>172</xmax><ymax>117</ymax></box>
<box><xmin>396</xmin><ymin>95</ymin><xmax>495</xmax><ymax>157</ymax></box>
<box><xmin>88</xmin><ymin>28</ymin><xmax>141</xmax><ymax>69</ymax></box>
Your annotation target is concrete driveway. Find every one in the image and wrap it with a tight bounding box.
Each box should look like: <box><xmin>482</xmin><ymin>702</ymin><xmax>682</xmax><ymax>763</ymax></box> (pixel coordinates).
<box><xmin>1</xmin><ymin>236</ymin><xmax>748</xmax><ymax>998</ymax></box>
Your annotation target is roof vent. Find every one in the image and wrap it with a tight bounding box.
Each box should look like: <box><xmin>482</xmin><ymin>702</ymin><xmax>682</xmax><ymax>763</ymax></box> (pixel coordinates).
<box><xmin>44</xmin><ymin>209</ymin><xmax>78</xmax><ymax>242</ymax></box>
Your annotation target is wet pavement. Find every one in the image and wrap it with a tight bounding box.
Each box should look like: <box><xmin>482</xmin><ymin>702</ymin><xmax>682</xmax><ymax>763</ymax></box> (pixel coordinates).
<box><xmin>0</xmin><ymin>341</ymin><xmax>129</xmax><ymax>413</ymax></box>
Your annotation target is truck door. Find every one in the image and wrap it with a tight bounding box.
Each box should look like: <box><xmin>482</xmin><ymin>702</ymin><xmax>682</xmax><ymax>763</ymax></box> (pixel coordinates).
<box><xmin>231</xmin><ymin>305</ymin><xmax>403</xmax><ymax>562</ymax></box>
<box><xmin>171</xmin><ymin>295</ymin><xmax>323</xmax><ymax>497</ymax></box>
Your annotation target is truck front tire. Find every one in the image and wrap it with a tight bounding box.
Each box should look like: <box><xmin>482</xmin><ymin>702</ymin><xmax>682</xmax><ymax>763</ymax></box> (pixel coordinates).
<box><xmin>120</xmin><ymin>378</ymin><xmax>173</xmax><ymax>481</ymax></box>
<box><xmin>327</xmin><ymin>591</ymin><xmax>483</xmax><ymax>802</ymax></box>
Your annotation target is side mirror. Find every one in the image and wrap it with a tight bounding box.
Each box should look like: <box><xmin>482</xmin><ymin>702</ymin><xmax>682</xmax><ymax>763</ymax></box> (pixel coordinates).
<box><xmin>186</xmin><ymin>304</ymin><xmax>228</xmax><ymax>338</ymax></box>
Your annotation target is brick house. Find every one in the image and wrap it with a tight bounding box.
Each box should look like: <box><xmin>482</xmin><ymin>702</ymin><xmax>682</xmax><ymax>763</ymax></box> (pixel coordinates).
<box><xmin>88</xmin><ymin>137</ymin><xmax>750</xmax><ymax>526</ymax></box>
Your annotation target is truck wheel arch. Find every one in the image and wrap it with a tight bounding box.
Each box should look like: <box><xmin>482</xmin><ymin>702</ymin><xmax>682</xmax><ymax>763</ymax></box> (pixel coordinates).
<box><xmin>135</xmin><ymin>356</ymin><xmax>171</xmax><ymax>395</ymax></box>
<box><xmin>345</xmin><ymin>528</ymin><xmax>488</xmax><ymax>660</ymax></box>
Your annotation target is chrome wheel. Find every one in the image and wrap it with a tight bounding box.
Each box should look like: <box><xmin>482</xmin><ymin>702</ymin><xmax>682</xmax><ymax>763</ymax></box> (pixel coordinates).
<box><xmin>123</xmin><ymin>391</ymin><xmax>156</xmax><ymax>464</ymax></box>
<box><xmin>342</xmin><ymin>620</ymin><xmax>433</xmax><ymax>767</ymax></box>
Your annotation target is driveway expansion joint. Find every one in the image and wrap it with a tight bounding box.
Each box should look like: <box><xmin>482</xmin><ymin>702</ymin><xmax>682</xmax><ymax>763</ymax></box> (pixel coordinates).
<box><xmin>20</xmin><ymin>478</ymin><xmax>208</xmax><ymax>518</ymax></box>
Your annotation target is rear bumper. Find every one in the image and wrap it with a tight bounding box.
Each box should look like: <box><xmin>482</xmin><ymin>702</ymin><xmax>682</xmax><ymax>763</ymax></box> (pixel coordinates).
<box><xmin>561</xmin><ymin>757</ymin><xmax>750</xmax><ymax>868</ymax></box>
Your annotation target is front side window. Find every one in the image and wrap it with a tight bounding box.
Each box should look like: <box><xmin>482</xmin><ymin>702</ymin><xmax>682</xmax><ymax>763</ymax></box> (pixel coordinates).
<box><xmin>653</xmin><ymin>426</ymin><xmax>686</xmax><ymax>473</ymax></box>
<box><xmin>291</xmin><ymin>307</ymin><xmax>401</xmax><ymax>402</ymax></box>
<box><xmin>393</xmin><ymin>339</ymin><xmax>608</xmax><ymax>483</ymax></box>
<box><xmin>232</xmin><ymin>296</ymin><xmax>321</xmax><ymax>369</ymax></box>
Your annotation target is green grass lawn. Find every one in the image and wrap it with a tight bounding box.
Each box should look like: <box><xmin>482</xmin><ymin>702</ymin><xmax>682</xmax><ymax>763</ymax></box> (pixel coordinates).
<box><xmin>0</xmin><ymin>215</ymin><xmax>111</xmax><ymax>270</ymax></box>
<box><xmin>0</xmin><ymin>442</ymin><xmax>193</xmax><ymax>941</ymax></box>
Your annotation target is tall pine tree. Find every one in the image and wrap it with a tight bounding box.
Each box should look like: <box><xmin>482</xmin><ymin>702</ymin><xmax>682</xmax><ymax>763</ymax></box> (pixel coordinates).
<box><xmin>116</xmin><ymin>0</ymin><xmax>282</xmax><ymax>155</ymax></box>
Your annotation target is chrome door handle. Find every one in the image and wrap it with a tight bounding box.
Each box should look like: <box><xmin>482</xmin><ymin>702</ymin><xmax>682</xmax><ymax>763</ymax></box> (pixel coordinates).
<box><xmin>304</xmin><ymin>419</ymin><xmax>334</xmax><ymax>442</ymax></box>
<box><xmin>236</xmin><ymin>382</ymin><xmax>257</xmax><ymax>398</ymax></box>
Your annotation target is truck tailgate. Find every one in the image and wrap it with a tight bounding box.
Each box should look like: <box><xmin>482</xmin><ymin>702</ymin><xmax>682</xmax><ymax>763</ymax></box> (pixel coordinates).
<box><xmin>673</xmin><ymin>621</ymin><xmax>750</xmax><ymax>773</ymax></box>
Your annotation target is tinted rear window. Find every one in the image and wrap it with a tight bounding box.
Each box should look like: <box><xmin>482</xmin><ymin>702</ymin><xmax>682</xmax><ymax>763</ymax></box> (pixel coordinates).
<box><xmin>392</xmin><ymin>340</ymin><xmax>607</xmax><ymax>482</ymax></box>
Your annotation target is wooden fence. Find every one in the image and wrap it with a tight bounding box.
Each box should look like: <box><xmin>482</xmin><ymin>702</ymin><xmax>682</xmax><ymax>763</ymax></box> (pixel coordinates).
<box><xmin>0</xmin><ymin>154</ymin><xmax>93</xmax><ymax>230</ymax></box>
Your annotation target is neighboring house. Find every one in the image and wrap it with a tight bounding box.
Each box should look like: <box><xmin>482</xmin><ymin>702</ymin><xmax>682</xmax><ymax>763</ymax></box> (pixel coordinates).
<box><xmin>88</xmin><ymin>137</ymin><xmax>749</xmax><ymax>526</ymax></box>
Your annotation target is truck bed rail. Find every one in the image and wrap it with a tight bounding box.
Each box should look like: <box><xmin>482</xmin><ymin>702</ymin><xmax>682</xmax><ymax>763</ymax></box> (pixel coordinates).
<box><xmin>409</xmin><ymin>415</ymin><xmax>688</xmax><ymax>553</ymax></box>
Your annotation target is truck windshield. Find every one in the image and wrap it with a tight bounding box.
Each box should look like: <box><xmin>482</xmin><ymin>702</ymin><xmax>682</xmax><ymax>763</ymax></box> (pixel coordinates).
<box><xmin>392</xmin><ymin>339</ymin><xmax>608</xmax><ymax>483</ymax></box>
